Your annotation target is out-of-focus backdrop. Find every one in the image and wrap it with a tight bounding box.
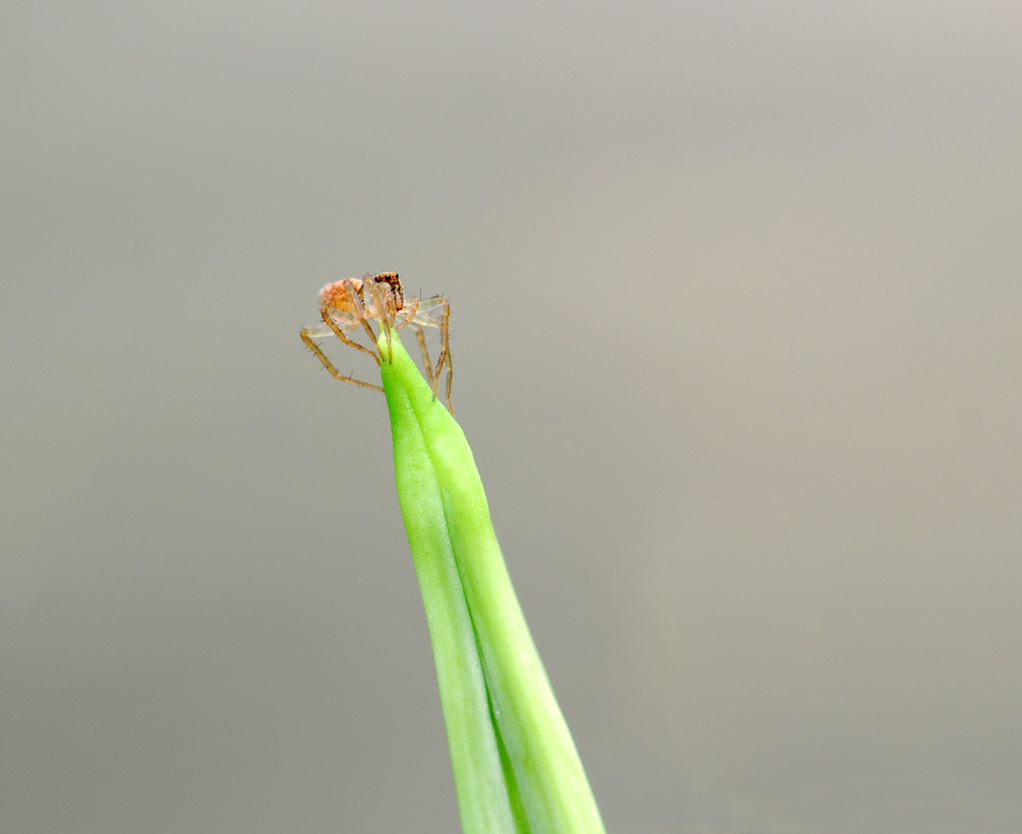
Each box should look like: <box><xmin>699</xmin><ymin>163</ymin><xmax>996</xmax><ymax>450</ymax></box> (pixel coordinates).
<box><xmin>3</xmin><ymin>3</ymin><xmax>1020</xmax><ymax>833</ymax></box>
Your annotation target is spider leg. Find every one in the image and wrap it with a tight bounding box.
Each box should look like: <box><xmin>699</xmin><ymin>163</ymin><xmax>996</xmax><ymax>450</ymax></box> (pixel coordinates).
<box><xmin>338</xmin><ymin>281</ymin><xmax>383</xmax><ymax>362</ymax></box>
<box><xmin>429</xmin><ymin>296</ymin><xmax>453</xmax><ymax>414</ymax></box>
<box><xmin>320</xmin><ymin>308</ymin><xmax>381</xmax><ymax>366</ymax></box>
<box><xmin>443</xmin><ymin>349</ymin><xmax>453</xmax><ymax>415</ymax></box>
<box><xmin>300</xmin><ymin>327</ymin><xmax>384</xmax><ymax>392</ymax></box>
<box><xmin>395</xmin><ymin>298</ymin><xmax>433</xmax><ymax>385</ymax></box>
<box><xmin>414</xmin><ymin>325</ymin><xmax>434</xmax><ymax>389</ymax></box>
<box><xmin>365</xmin><ymin>279</ymin><xmax>395</xmax><ymax>363</ymax></box>
<box><xmin>397</xmin><ymin>297</ymin><xmax>420</xmax><ymax>328</ymax></box>
<box><xmin>359</xmin><ymin>319</ymin><xmax>380</xmax><ymax>358</ymax></box>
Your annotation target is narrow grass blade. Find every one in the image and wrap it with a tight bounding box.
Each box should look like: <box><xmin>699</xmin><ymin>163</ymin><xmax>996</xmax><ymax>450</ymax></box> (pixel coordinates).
<box><xmin>379</xmin><ymin>331</ymin><xmax>605</xmax><ymax>834</ymax></box>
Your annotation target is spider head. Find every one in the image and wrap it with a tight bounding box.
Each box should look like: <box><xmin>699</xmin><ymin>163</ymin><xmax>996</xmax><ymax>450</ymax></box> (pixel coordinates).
<box><xmin>371</xmin><ymin>272</ymin><xmax>404</xmax><ymax>311</ymax></box>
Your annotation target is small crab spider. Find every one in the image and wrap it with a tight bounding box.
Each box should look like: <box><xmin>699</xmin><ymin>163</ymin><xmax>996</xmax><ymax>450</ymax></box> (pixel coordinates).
<box><xmin>300</xmin><ymin>272</ymin><xmax>453</xmax><ymax>414</ymax></box>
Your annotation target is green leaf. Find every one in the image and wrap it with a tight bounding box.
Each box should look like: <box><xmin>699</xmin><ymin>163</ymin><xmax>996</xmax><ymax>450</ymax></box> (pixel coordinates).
<box><xmin>378</xmin><ymin>331</ymin><xmax>606</xmax><ymax>834</ymax></box>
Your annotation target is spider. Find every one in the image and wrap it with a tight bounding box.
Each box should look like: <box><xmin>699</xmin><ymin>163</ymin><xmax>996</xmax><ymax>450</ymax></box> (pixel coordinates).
<box><xmin>300</xmin><ymin>272</ymin><xmax>453</xmax><ymax>414</ymax></box>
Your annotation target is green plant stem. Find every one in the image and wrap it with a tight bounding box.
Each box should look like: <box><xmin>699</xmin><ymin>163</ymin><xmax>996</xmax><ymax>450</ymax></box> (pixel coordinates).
<box><xmin>378</xmin><ymin>331</ymin><xmax>605</xmax><ymax>834</ymax></box>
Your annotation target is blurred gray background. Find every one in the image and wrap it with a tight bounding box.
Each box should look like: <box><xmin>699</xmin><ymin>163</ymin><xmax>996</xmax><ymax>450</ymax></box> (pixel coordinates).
<box><xmin>3</xmin><ymin>2</ymin><xmax>1020</xmax><ymax>833</ymax></box>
